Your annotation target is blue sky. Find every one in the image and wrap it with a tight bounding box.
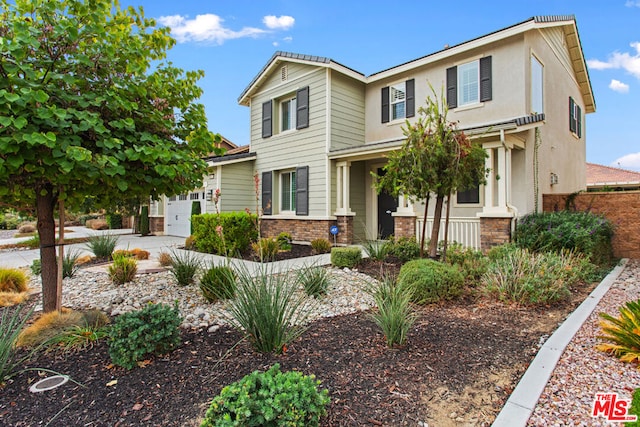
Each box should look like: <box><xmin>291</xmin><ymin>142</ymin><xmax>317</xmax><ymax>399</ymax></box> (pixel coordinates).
<box><xmin>124</xmin><ymin>0</ymin><xmax>640</xmax><ymax>171</ymax></box>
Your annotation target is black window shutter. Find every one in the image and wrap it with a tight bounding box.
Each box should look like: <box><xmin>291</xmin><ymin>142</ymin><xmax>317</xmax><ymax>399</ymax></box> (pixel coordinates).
<box><xmin>569</xmin><ymin>97</ymin><xmax>576</xmax><ymax>134</ymax></box>
<box><xmin>381</xmin><ymin>86</ymin><xmax>390</xmax><ymax>123</ymax></box>
<box><xmin>405</xmin><ymin>79</ymin><xmax>415</xmax><ymax>118</ymax></box>
<box><xmin>295</xmin><ymin>166</ymin><xmax>309</xmax><ymax>216</ymax></box>
<box><xmin>261</xmin><ymin>171</ymin><xmax>272</xmax><ymax>215</ymax></box>
<box><xmin>446</xmin><ymin>66</ymin><xmax>457</xmax><ymax>109</ymax></box>
<box><xmin>262</xmin><ymin>101</ymin><xmax>272</xmax><ymax>138</ymax></box>
<box><xmin>296</xmin><ymin>86</ymin><xmax>309</xmax><ymax>129</ymax></box>
<box><xmin>577</xmin><ymin>105</ymin><xmax>582</xmax><ymax>138</ymax></box>
<box><xmin>480</xmin><ymin>56</ymin><xmax>492</xmax><ymax>102</ymax></box>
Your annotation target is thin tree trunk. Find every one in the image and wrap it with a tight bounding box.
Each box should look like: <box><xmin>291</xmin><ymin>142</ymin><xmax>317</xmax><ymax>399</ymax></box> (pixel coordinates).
<box><xmin>428</xmin><ymin>194</ymin><xmax>444</xmax><ymax>258</ymax></box>
<box><xmin>36</xmin><ymin>183</ymin><xmax>58</xmax><ymax>312</ymax></box>
<box><xmin>442</xmin><ymin>195</ymin><xmax>451</xmax><ymax>262</ymax></box>
<box><xmin>419</xmin><ymin>195</ymin><xmax>430</xmax><ymax>258</ymax></box>
<box><xmin>56</xmin><ymin>196</ymin><xmax>65</xmax><ymax>311</ymax></box>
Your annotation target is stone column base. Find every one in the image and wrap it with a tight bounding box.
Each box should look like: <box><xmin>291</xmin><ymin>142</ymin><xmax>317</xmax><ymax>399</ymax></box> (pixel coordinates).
<box><xmin>393</xmin><ymin>215</ymin><xmax>416</xmax><ymax>240</ymax></box>
<box><xmin>480</xmin><ymin>216</ymin><xmax>512</xmax><ymax>252</ymax></box>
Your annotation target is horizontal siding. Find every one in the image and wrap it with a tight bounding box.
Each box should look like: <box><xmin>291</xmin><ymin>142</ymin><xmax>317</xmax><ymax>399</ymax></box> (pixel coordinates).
<box><xmin>249</xmin><ymin>66</ymin><xmax>328</xmax><ymax>216</ymax></box>
<box><xmin>220</xmin><ymin>162</ymin><xmax>255</xmax><ymax>212</ymax></box>
<box><xmin>331</xmin><ymin>73</ymin><xmax>365</xmax><ymax>151</ymax></box>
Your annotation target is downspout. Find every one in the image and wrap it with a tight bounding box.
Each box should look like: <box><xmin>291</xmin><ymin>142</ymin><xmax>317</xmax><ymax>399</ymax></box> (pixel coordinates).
<box><xmin>500</xmin><ymin>129</ymin><xmax>519</xmax><ymax>240</ymax></box>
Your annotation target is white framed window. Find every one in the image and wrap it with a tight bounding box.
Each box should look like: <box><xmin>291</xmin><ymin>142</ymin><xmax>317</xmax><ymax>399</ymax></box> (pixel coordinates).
<box><xmin>531</xmin><ymin>55</ymin><xmax>544</xmax><ymax>114</ymax></box>
<box><xmin>281</xmin><ymin>97</ymin><xmax>297</xmax><ymax>132</ymax></box>
<box><xmin>280</xmin><ymin>170</ymin><xmax>297</xmax><ymax>212</ymax></box>
<box><xmin>456</xmin><ymin>185</ymin><xmax>481</xmax><ymax>205</ymax></box>
<box><xmin>458</xmin><ymin>61</ymin><xmax>479</xmax><ymax>106</ymax></box>
<box><xmin>390</xmin><ymin>82</ymin><xmax>406</xmax><ymax>120</ymax></box>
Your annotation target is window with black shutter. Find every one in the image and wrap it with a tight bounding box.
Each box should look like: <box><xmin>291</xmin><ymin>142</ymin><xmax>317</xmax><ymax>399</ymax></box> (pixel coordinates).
<box><xmin>381</xmin><ymin>79</ymin><xmax>414</xmax><ymax>123</ymax></box>
<box><xmin>479</xmin><ymin>56</ymin><xmax>492</xmax><ymax>102</ymax></box>
<box><xmin>447</xmin><ymin>56</ymin><xmax>492</xmax><ymax>108</ymax></box>
<box><xmin>569</xmin><ymin>97</ymin><xmax>582</xmax><ymax>137</ymax></box>
<box><xmin>295</xmin><ymin>166</ymin><xmax>309</xmax><ymax>216</ymax></box>
<box><xmin>262</xmin><ymin>101</ymin><xmax>272</xmax><ymax>138</ymax></box>
<box><xmin>296</xmin><ymin>86</ymin><xmax>309</xmax><ymax>129</ymax></box>
<box><xmin>261</xmin><ymin>171</ymin><xmax>272</xmax><ymax>215</ymax></box>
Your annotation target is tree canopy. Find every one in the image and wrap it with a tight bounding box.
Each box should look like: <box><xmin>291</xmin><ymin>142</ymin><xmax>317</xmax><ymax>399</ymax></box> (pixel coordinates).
<box><xmin>375</xmin><ymin>88</ymin><xmax>487</xmax><ymax>258</ymax></box>
<box><xmin>0</xmin><ymin>0</ymin><xmax>221</xmax><ymax>311</ymax></box>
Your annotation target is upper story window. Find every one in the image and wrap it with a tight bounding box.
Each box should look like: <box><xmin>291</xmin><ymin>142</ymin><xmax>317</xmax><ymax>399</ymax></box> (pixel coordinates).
<box><xmin>261</xmin><ymin>86</ymin><xmax>309</xmax><ymax>138</ymax></box>
<box><xmin>281</xmin><ymin>97</ymin><xmax>297</xmax><ymax>131</ymax></box>
<box><xmin>531</xmin><ymin>55</ymin><xmax>544</xmax><ymax>114</ymax></box>
<box><xmin>447</xmin><ymin>56</ymin><xmax>492</xmax><ymax>109</ymax></box>
<box><xmin>381</xmin><ymin>79</ymin><xmax>415</xmax><ymax>123</ymax></box>
<box><xmin>569</xmin><ymin>97</ymin><xmax>582</xmax><ymax>138</ymax></box>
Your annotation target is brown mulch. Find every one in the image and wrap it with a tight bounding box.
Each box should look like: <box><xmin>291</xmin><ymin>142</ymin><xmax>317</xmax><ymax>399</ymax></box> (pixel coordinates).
<box><xmin>0</xmin><ymin>260</ymin><xmax>600</xmax><ymax>427</ymax></box>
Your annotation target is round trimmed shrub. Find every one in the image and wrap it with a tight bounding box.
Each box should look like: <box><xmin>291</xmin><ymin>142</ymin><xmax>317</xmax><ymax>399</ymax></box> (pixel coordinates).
<box><xmin>200</xmin><ymin>363</ymin><xmax>330</xmax><ymax>427</ymax></box>
<box><xmin>398</xmin><ymin>259</ymin><xmax>464</xmax><ymax>304</ymax></box>
<box><xmin>330</xmin><ymin>246</ymin><xmax>362</xmax><ymax>268</ymax></box>
<box><xmin>200</xmin><ymin>266</ymin><xmax>236</xmax><ymax>302</ymax></box>
<box><xmin>0</xmin><ymin>268</ymin><xmax>28</xmax><ymax>293</ymax></box>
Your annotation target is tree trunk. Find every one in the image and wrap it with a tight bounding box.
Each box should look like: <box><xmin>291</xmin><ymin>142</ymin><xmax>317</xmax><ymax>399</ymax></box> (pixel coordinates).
<box><xmin>36</xmin><ymin>183</ymin><xmax>58</xmax><ymax>312</ymax></box>
<box><xmin>428</xmin><ymin>194</ymin><xmax>444</xmax><ymax>258</ymax></box>
<box><xmin>419</xmin><ymin>195</ymin><xmax>430</xmax><ymax>258</ymax></box>
<box><xmin>57</xmin><ymin>197</ymin><xmax>65</xmax><ymax>311</ymax></box>
<box><xmin>442</xmin><ymin>195</ymin><xmax>451</xmax><ymax>262</ymax></box>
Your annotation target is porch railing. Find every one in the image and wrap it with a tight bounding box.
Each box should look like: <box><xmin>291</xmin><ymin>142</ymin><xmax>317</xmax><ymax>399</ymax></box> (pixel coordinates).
<box><xmin>415</xmin><ymin>217</ymin><xmax>481</xmax><ymax>250</ymax></box>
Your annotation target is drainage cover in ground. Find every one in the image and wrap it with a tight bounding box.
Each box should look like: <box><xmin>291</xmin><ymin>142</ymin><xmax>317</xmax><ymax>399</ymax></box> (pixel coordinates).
<box><xmin>29</xmin><ymin>375</ymin><xmax>69</xmax><ymax>393</ymax></box>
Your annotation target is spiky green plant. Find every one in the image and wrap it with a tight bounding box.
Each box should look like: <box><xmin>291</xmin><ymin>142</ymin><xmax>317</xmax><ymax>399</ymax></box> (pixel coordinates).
<box><xmin>200</xmin><ymin>265</ymin><xmax>236</xmax><ymax>302</ymax></box>
<box><xmin>597</xmin><ymin>299</ymin><xmax>640</xmax><ymax>365</ymax></box>
<box><xmin>169</xmin><ymin>249</ymin><xmax>201</xmax><ymax>286</ymax></box>
<box><xmin>108</xmin><ymin>253</ymin><xmax>138</xmax><ymax>285</ymax></box>
<box><xmin>368</xmin><ymin>275</ymin><xmax>418</xmax><ymax>347</ymax></box>
<box><xmin>298</xmin><ymin>266</ymin><xmax>331</xmax><ymax>298</ymax></box>
<box><xmin>0</xmin><ymin>305</ymin><xmax>35</xmax><ymax>384</ymax></box>
<box><xmin>362</xmin><ymin>239</ymin><xmax>391</xmax><ymax>261</ymax></box>
<box><xmin>85</xmin><ymin>233</ymin><xmax>119</xmax><ymax>258</ymax></box>
<box><xmin>0</xmin><ymin>268</ymin><xmax>28</xmax><ymax>293</ymax></box>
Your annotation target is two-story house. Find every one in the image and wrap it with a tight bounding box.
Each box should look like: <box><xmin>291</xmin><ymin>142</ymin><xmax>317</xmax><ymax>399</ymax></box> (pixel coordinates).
<box><xmin>167</xmin><ymin>15</ymin><xmax>595</xmax><ymax>251</ymax></box>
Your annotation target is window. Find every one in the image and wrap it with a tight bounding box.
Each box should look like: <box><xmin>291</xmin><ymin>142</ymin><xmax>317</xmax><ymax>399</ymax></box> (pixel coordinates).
<box><xmin>261</xmin><ymin>167</ymin><xmax>308</xmax><ymax>216</ymax></box>
<box><xmin>569</xmin><ymin>97</ymin><xmax>582</xmax><ymax>138</ymax></box>
<box><xmin>531</xmin><ymin>56</ymin><xmax>544</xmax><ymax>114</ymax></box>
<box><xmin>178</xmin><ymin>194</ymin><xmax>187</xmax><ymax>201</ymax></box>
<box><xmin>456</xmin><ymin>185</ymin><xmax>480</xmax><ymax>205</ymax></box>
<box><xmin>261</xmin><ymin>86</ymin><xmax>309</xmax><ymax>138</ymax></box>
<box><xmin>281</xmin><ymin>171</ymin><xmax>296</xmax><ymax>212</ymax></box>
<box><xmin>381</xmin><ymin>79</ymin><xmax>415</xmax><ymax>123</ymax></box>
<box><xmin>281</xmin><ymin>97</ymin><xmax>297</xmax><ymax>131</ymax></box>
<box><xmin>446</xmin><ymin>56</ymin><xmax>492</xmax><ymax>109</ymax></box>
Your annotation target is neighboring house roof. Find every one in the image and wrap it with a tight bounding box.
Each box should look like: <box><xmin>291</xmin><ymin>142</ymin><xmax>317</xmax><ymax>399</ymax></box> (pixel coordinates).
<box><xmin>586</xmin><ymin>163</ymin><xmax>640</xmax><ymax>187</ymax></box>
<box><xmin>205</xmin><ymin>145</ymin><xmax>256</xmax><ymax>166</ymax></box>
<box><xmin>239</xmin><ymin>16</ymin><xmax>595</xmax><ymax>113</ymax></box>
<box><xmin>205</xmin><ymin>135</ymin><xmax>237</xmax><ymax>157</ymax></box>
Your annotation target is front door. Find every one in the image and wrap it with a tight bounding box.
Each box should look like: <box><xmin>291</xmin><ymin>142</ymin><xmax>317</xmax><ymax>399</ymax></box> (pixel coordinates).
<box><xmin>377</xmin><ymin>168</ymin><xmax>398</xmax><ymax>239</ymax></box>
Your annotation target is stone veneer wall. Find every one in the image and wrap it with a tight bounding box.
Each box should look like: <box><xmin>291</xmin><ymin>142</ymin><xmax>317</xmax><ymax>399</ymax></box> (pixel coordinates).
<box><xmin>149</xmin><ymin>217</ymin><xmax>164</xmax><ymax>235</ymax></box>
<box><xmin>543</xmin><ymin>191</ymin><xmax>640</xmax><ymax>259</ymax></box>
<box><xmin>480</xmin><ymin>217</ymin><xmax>512</xmax><ymax>252</ymax></box>
<box><xmin>394</xmin><ymin>216</ymin><xmax>416</xmax><ymax>240</ymax></box>
<box><xmin>261</xmin><ymin>217</ymin><xmax>355</xmax><ymax>245</ymax></box>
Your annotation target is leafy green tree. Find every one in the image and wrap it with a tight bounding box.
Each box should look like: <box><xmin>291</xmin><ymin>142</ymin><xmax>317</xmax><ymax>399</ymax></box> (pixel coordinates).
<box><xmin>375</xmin><ymin>87</ymin><xmax>488</xmax><ymax>258</ymax></box>
<box><xmin>0</xmin><ymin>0</ymin><xmax>222</xmax><ymax>311</ymax></box>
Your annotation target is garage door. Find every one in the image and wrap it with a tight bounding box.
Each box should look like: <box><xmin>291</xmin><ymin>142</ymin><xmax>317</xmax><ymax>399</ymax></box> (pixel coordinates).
<box><xmin>166</xmin><ymin>192</ymin><xmax>203</xmax><ymax>237</ymax></box>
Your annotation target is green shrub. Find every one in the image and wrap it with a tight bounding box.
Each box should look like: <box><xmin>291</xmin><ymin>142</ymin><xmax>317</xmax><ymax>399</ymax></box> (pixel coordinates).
<box><xmin>23</xmin><ymin>234</ymin><xmax>40</xmax><ymax>249</ymax></box>
<box><xmin>388</xmin><ymin>236</ymin><xmax>421</xmax><ymax>263</ymax></box>
<box><xmin>62</xmin><ymin>249</ymin><xmax>81</xmax><ymax>279</ymax></box>
<box><xmin>30</xmin><ymin>259</ymin><xmax>41</xmax><ymax>276</ymax></box>
<box><xmin>108</xmin><ymin>303</ymin><xmax>182</xmax><ymax>369</ymax></box>
<box><xmin>330</xmin><ymin>246</ymin><xmax>362</xmax><ymax>268</ymax></box>
<box><xmin>77</xmin><ymin>214</ymin><xmax>100</xmax><ymax>226</ymax></box>
<box><xmin>0</xmin><ymin>213</ymin><xmax>20</xmax><ymax>230</ymax></box>
<box><xmin>362</xmin><ymin>239</ymin><xmax>391</xmax><ymax>261</ymax></box>
<box><xmin>227</xmin><ymin>263</ymin><xmax>313</xmax><ymax>353</ymax></box>
<box><xmin>252</xmin><ymin>237</ymin><xmax>280</xmax><ymax>261</ymax></box>
<box><xmin>191</xmin><ymin>202</ymin><xmax>201</xmax><ymax>234</ymax></box>
<box><xmin>597</xmin><ymin>299</ymin><xmax>640</xmax><ymax>367</ymax></box>
<box><xmin>482</xmin><ymin>245</ymin><xmax>592</xmax><ymax>305</ymax></box>
<box><xmin>514</xmin><ymin>211</ymin><xmax>614</xmax><ymax>265</ymax></box>
<box><xmin>85</xmin><ymin>233</ymin><xmax>119</xmax><ymax>258</ymax></box>
<box><xmin>139</xmin><ymin>205</ymin><xmax>150</xmax><ymax>236</ymax></box>
<box><xmin>200</xmin><ymin>265</ymin><xmax>236</xmax><ymax>302</ymax></box>
<box><xmin>310</xmin><ymin>238</ymin><xmax>331</xmax><ymax>254</ymax></box>
<box><xmin>200</xmin><ymin>363</ymin><xmax>330</xmax><ymax>427</ymax></box>
<box><xmin>192</xmin><ymin>212</ymin><xmax>258</xmax><ymax>256</ymax></box>
<box><xmin>0</xmin><ymin>268</ymin><xmax>28</xmax><ymax>293</ymax></box>
<box><xmin>277</xmin><ymin>232</ymin><xmax>292</xmax><ymax>251</ymax></box>
<box><xmin>444</xmin><ymin>243</ymin><xmax>489</xmax><ymax>283</ymax></box>
<box><xmin>298</xmin><ymin>266</ymin><xmax>330</xmax><ymax>298</ymax></box>
<box><xmin>368</xmin><ymin>275</ymin><xmax>417</xmax><ymax>347</ymax></box>
<box><xmin>627</xmin><ymin>388</ymin><xmax>640</xmax><ymax>427</ymax></box>
<box><xmin>169</xmin><ymin>249</ymin><xmax>201</xmax><ymax>286</ymax></box>
<box><xmin>108</xmin><ymin>253</ymin><xmax>138</xmax><ymax>285</ymax></box>
<box><xmin>106</xmin><ymin>213</ymin><xmax>123</xmax><ymax>229</ymax></box>
<box><xmin>1</xmin><ymin>305</ymin><xmax>36</xmax><ymax>383</ymax></box>
<box><xmin>398</xmin><ymin>259</ymin><xmax>464</xmax><ymax>304</ymax></box>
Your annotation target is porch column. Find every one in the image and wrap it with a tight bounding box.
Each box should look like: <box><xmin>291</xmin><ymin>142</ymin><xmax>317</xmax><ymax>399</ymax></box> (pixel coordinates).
<box><xmin>484</xmin><ymin>148</ymin><xmax>495</xmax><ymax>209</ymax></box>
<box><xmin>335</xmin><ymin>161</ymin><xmax>352</xmax><ymax>215</ymax></box>
<box><xmin>497</xmin><ymin>146</ymin><xmax>507</xmax><ymax>209</ymax></box>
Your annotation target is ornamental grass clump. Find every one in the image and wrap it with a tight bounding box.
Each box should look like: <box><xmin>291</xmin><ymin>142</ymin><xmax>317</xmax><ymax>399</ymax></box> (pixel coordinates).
<box><xmin>310</xmin><ymin>238</ymin><xmax>331</xmax><ymax>254</ymax></box>
<box><xmin>362</xmin><ymin>239</ymin><xmax>391</xmax><ymax>261</ymax></box>
<box><xmin>0</xmin><ymin>305</ymin><xmax>35</xmax><ymax>384</ymax></box>
<box><xmin>108</xmin><ymin>303</ymin><xmax>182</xmax><ymax>369</ymax></box>
<box><xmin>298</xmin><ymin>266</ymin><xmax>331</xmax><ymax>298</ymax></box>
<box><xmin>368</xmin><ymin>274</ymin><xmax>417</xmax><ymax>348</ymax></box>
<box><xmin>108</xmin><ymin>253</ymin><xmax>138</xmax><ymax>285</ymax></box>
<box><xmin>597</xmin><ymin>299</ymin><xmax>640</xmax><ymax>366</ymax></box>
<box><xmin>200</xmin><ymin>363</ymin><xmax>330</xmax><ymax>427</ymax></box>
<box><xmin>169</xmin><ymin>249</ymin><xmax>201</xmax><ymax>286</ymax></box>
<box><xmin>200</xmin><ymin>265</ymin><xmax>236</xmax><ymax>302</ymax></box>
<box><xmin>251</xmin><ymin>237</ymin><xmax>280</xmax><ymax>262</ymax></box>
<box><xmin>0</xmin><ymin>268</ymin><xmax>28</xmax><ymax>293</ymax></box>
<box><xmin>228</xmin><ymin>263</ymin><xmax>314</xmax><ymax>353</ymax></box>
<box><xmin>85</xmin><ymin>233</ymin><xmax>119</xmax><ymax>258</ymax></box>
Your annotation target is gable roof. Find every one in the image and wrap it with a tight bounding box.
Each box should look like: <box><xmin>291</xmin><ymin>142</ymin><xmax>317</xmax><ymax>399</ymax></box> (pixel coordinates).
<box><xmin>586</xmin><ymin>163</ymin><xmax>640</xmax><ymax>187</ymax></box>
<box><xmin>239</xmin><ymin>16</ymin><xmax>595</xmax><ymax>114</ymax></box>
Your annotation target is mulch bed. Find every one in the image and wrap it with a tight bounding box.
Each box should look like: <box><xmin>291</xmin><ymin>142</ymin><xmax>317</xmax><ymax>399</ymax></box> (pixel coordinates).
<box><xmin>0</xmin><ymin>259</ymin><xmax>599</xmax><ymax>426</ymax></box>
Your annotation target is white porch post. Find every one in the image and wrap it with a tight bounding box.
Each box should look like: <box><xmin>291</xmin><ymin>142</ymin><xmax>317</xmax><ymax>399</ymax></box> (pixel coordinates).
<box><xmin>335</xmin><ymin>161</ymin><xmax>352</xmax><ymax>215</ymax></box>
<box><xmin>484</xmin><ymin>148</ymin><xmax>495</xmax><ymax>209</ymax></box>
<box><xmin>396</xmin><ymin>194</ymin><xmax>414</xmax><ymax>214</ymax></box>
<box><xmin>497</xmin><ymin>146</ymin><xmax>507</xmax><ymax>209</ymax></box>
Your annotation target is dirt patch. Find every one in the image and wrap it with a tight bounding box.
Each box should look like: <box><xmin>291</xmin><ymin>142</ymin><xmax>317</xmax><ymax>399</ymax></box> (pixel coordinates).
<box><xmin>0</xmin><ymin>272</ymin><xmax>597</xmax><ymax>426</ymax></box>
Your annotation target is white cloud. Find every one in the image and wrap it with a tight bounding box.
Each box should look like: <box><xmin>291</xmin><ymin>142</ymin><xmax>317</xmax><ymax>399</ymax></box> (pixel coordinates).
<box><xmin>612</xmin><ymin>152</ymin><xmax>640</xmax><ymax>170</ymax></box>
<box><xmin>283</xmin><ymin>36</ymin><xmax>293</xmax><ymax>43</ymax></box>
<box><xmin>157</xmin><ymin>14</ymin><xmax>265</xmax><ymax>44</ymax></box>
<box><xmin>263</xmin><ymin>15</ymin><xmax>295</xmax><ymax>30</ymax></box>
<box><xmin>587</xmin><ymin>42</ymin><xmax>640</xmax><ymax>79</ymax></box>
<box><xmin>626</xmin><ymin>0</ymin><xmax>640</xmax><ymax>7</ymax></box>
<box><xmin>609</xmin><ymin>79</ymin><xmax>630</xmax><ymax>93</ymax></box>
<box><xmin>272</xmin><ymin>41</ymin><xmax>279</xmax><ymax>47</ymax></box>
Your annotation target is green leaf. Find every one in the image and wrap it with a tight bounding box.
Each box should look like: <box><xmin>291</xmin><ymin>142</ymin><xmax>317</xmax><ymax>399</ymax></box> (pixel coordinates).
<box><xmin>34</xmin><ymin>90</ymin><xmax>49</xmax><ymax>103</ymax></box>
<box><xmin>4</xmin><ymin>92</ymin><xmax>19</xmax><ymax>102</ymax></box>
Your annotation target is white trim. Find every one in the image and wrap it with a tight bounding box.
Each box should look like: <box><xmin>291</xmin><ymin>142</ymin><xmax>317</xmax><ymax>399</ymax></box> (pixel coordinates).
<box><xmin>206</xmin><ymin>155</ymin><xmax>255</xmax><ymax>167</ymax></box>
<box><xmin>325</xmin><ymin>68</ymin><xmax>332</xmax><ymax>217</ymax></box>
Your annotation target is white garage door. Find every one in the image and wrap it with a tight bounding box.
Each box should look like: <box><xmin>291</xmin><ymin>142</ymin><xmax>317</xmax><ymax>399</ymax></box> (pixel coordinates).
<box><xmin>166</xmin><ymin>192</ymin><xmax>203</xmax><ymax>237</ymax></box>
